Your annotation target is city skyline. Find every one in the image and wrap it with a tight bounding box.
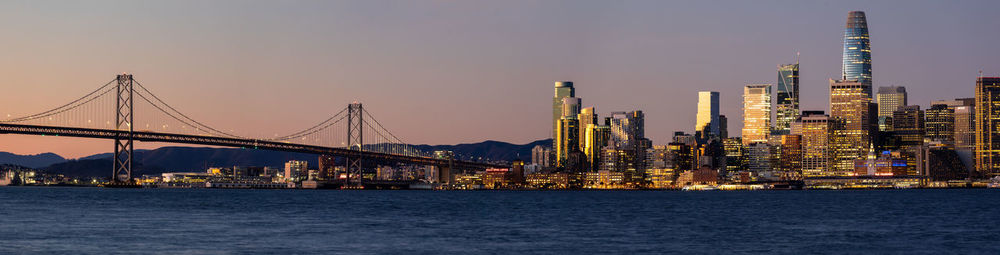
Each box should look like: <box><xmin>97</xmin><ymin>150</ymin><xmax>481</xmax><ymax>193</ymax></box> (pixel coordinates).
<box><xmin>2</xmin><ymin>1</ymin><xmax>999</xmax><ymax>158</ymax></box>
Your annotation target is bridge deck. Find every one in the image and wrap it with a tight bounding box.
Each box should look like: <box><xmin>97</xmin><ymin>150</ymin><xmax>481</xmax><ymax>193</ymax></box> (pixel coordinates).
<box><xmin>0</xmin><ymin>123</ymin><xmax>507</xmax><ymax>169</ymax></box>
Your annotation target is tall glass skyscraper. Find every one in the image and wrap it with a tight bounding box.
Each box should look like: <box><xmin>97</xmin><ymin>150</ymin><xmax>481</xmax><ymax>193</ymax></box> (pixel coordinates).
<box><xmin>775</xmin><ymin>63</ymin><xmax>800</xmax><ymax>132</ymax></box>
<box><xmin>842</xmin><ymin>11</ymin><xmax>872</xmax><ymax>88</ymax></box>
<box><xmin>553</xmin><ymin>81</ymin><xmax>575</xmax><ymax>141</ymax></box>
<box><xmin>742</xmin><ymin>84</ymin><xmax>772</xmax><ymax>145</ymax></box>
<box><xmin>695</xmin><ymin>91</ymin><xmax>720</xmax><ymax>139</ymax></box>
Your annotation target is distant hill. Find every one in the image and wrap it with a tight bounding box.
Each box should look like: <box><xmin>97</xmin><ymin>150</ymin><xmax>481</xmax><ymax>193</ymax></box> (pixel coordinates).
<box><xmin>0</xmin><ymin>152</ymin><xmax>67</xmax><ymax>168</ymax></box>
<box><xmin>35</xmin><ymin>139</ymin><xmax>551</xmax><ymax>178</ymax></box>
<box><xmin>411</xmin><ymin>139</ymin><xmax>551</xmax><ymax>162</ymax></box>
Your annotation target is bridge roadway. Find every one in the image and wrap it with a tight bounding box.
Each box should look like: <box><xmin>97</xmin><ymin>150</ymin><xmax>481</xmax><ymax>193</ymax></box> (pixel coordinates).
<box><xmin>0</xmin><ymin>123</ymin><xmax>508</xmax><ymax>170</ymax></box>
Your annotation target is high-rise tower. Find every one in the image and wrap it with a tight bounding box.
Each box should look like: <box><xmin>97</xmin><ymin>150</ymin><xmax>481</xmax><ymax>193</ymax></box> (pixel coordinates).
<box><xmin>695</xmin><ymin>91</ymin><xmax>720</xmax><ymax>139</ymax></box>
<box><xmin>975</xmin><ymin>77</ymin><xmax>1000</xmax><ymax>177</ymax></box>
<box><xmin>842</xmin><ymin>11</ymin><xmax>872</xmax><ymax>88</ymax></box>
<box><xmin>742</xmin><ymin>84</ymin><xmax>772</xmax><ymax>145</ymax></box>
<box><xmin>775</xmin><ymin>63</ymin><xmax>800</xmax><ymax>132</ymax></box>
<box><xmin>553</xmin><ymin>81</ymin><xmax>575</xmax><ymax>142</ymax></box>
<box><xmin>876</xmin><ymin>86</ymin><xmax>907</xmax><ymax>131</ymax></box>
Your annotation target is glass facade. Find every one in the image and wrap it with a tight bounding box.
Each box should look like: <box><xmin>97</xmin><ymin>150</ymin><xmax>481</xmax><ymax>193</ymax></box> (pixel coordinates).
<box><xmin>742</xmin><ymin>84</ymin><xmax>771</xmax><ymax>145</ymax></box>
<box><xmin>775</xmin><ymin>64</ymin><xmax>799</xmax><ymax>132</ymax></box>
<box><xmin>552</xmin><ymin>81</ymin><xmax>575</xmax><ymax>142</ymax></box>
<box><xmin>695</xmin><ymin>91</ymin><xmax>720</xmax><ymax>138</ymax></box>
<box><xmin>842</xmin><ymin>11</ymin><xmax>872</xmax><ymax>88</ymax></box>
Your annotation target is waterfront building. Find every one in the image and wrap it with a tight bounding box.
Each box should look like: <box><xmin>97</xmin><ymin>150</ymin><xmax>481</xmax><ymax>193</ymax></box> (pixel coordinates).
<box><xmin>975</xmin><ymin>77</ymin><xmax>1000</xmax><ymax>177</ymax></box>
<box><xmin>695</xmin><ymin>91</ymin><xmax>721</xmax><ymax>139</ymax></box>
<box><xmin>853</xmin><ymin>151</ymin><xmax>908</xmax><ymax>177</ymax></box>
<box><xmin>483</xmin><ymin>168</ymin><xmax>511</xmax><ymax>189</ymax></box>
<box><xmin>525</xmin><ymin>173</ymin><xmax>569</xmax><ymax>189</ymax></box>
<box><xmin>318</xmin><ymin>155</ymin><xmax>336</xmax><ymax>180</ymax></box>
<box><xmin>876</xmin><ymin>86</ymin><xmax>907</xmax><ymax>131</ymax></box>
<box><xmin>842</xmin><ymin>11</ymin><xmax>873</xmax><ymax>87</ymax></box>
<box><xmin>775</xmin><ymin>63</ymin><xmax>800</xmax><ymax>132</ymax></box>
<box><xmin>778</xmin><ymin>134</ymin><xmax>803</xmax><ymax>179</ymax></box>
<box><xmin>743</xmin><ymin>84</ymin><xmax>772</xmax><ymax>145</ymax></box>
<box><xmin>830</xmin><ymin>79</ymin><xmax>874</xmax><ymax>176</ymax></box>
<box><xmin>676</xmin><ymin>166</ymin><xmax>719</xmax><ymax>186</ymax></box>
<box><xmin>283</xmin><ymin>160</ymin><xmax>308</xmax><ymax>182</ymax></box>
<box><xmin>552</xmin><ymin>81</ymin><xmax>575</xmax><ymax>141</ymax></box>
<box><xmin>925</xmin><ymin>104</ymin><xmax>955</xmax><ymax>143</ymax></box>
<box><xmin>795</xmin><ymin>112</ymin><xmax>835</xmax><ymax>177</ymax></box>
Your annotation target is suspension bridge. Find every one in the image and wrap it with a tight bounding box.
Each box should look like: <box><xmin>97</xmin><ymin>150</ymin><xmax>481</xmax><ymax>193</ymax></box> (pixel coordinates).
<box><xmin>0</xmin><ymin>74</ymin><xmax>507</xmax><ymax>186</ymax></box>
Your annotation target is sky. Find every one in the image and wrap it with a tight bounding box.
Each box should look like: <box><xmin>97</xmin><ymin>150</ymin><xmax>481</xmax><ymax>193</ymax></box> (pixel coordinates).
<box><xmin>1</xmin><ymin>0</ymin><xmax>999</xmax><ymax>159</ymax></box>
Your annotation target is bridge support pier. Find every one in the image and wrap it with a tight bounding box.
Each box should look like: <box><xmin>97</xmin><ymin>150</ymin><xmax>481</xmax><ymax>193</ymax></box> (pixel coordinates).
<box><xmin>346</xmin><ymin>103</ymin><xmax>363</xmax><ymax>187</ymax></box>
<box><xmin>112</xmin><ymin>74</ymin><xmax>134</xmax><ymax>184</ymax></box>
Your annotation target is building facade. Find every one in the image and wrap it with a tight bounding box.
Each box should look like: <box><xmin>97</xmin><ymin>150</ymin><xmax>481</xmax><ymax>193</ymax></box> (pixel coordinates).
<box><xmin>695</xmin><ymin>91</ymin><xmax>720</xmax><ymax>139</ymax></box>
<box><xmin>552</xmin><ymin>81</ymin><xmax>575</xmax><ymax>142</ymax></box>
<box><xmin>876</xmin><ymin>86</ymin><xmax>907</xmax><ymax>131</ymax></box>
<box><xmin>830</xmin><ymin>79</ymin><xmax>874</xmax><ymax>176</ymax></box>
<box><xmin>743</xmin><ymin>84</ymin><xmax>772</xmax><ymax>145</ymax></box>
<box><xmin>975</xmin><ymin>77</ymin><xmax>1000</xmax><ymax>177</ymax></box>
<box><xmin>775</xmin><ymin>63</ymin><xmax>800</xmax><ymax>132</ymax></box>
<box><xmin>842</xmin><ymin>11</ymin><xmax>873</xmax><ymax>87</ymax></box>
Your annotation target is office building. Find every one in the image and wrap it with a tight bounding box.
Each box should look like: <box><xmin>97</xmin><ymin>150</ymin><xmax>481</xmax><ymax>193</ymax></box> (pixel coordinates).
<box><xmin>876</xmin><ymin>86</ymin><xmax>907</xmax><ymax>131</ymax></box>
<box><xmin>553</xmin><ymin>81</ymin><xmax>575</xmax><ymax>141</ymax></box>
<box><xmin>578</xmin><ymin>107</ymin><xmax>598</xmax><ymax>151</ymax></box>
<box><xmin>975</xmin><ymin>77</ymin><xmax>1000</xmax><ymax>177</ymax></box>
<box><xmin>925</xmin><ymin>104</ymin><xmax>955</xmax><ymax>143</ymax></box>
<box><xmin>743</xmin><ymin>84</ymin><xmax>772</xmax><ymax>145</ymax></box>
<box><xmin>775</xmin><ymin>63</ymin><xmax>800</xmax><ymax>132</ymax></box>
<box><xmin>830</xmin><ymin>79</ymin><xmax>874</xmax><ymax>175</ymax></box>
<box><xmin>842</xmin><ymin>11</ymin><xmax>873</xmax><ymax>87</ymax></box>
<box><xmin>795</xmin><ymin>112</ymin><xmax>835</xmax><ymax>177</ymax></box>
<box><xmin>892</xmin><ymin>105</ymin><xmax>925</xmax><ymax>146</ymax></box>
<box><xmin>695</xmin><ymin>91</ymin><xmax>721</xmax><ymax>139</ymax></box>
<box><xmin>583</xmin><ymin>124</ymin><xmax>611</xmax><ymax>172</ymax></box>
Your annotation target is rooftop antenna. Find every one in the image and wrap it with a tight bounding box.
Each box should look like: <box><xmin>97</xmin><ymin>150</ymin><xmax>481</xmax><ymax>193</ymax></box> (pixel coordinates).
<box><xmin>795</xmin><ymin>51</ymin><xmax>800</xmax><ymax>65</ymax></box>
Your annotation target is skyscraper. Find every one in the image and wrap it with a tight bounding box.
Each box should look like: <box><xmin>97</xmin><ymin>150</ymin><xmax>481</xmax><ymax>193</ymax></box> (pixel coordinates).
<box><xmin>794</xmin><ymin>111</ymin><xmax>834</xmax><ymax>177</ymax></box>
<box><xmin>742</xmin><ymin>84</ymin><xmax>772</xmax><ymax>145</ymax></box>
<box><xmin>578</xmin><ymin>107</ymin><xmax>598</xmax><ymax>151</ymax></box>
<box><xmin>876</xmin><ymin>86</ymin><xmax>907</xmax><ymax>131</ymax></box>
<box><xmin>555</xmin><ymin>97</ymin><xmax>581</xmax><ymax>167</ymax></box>
<box><xmin>830</xmin><ymin>79</ymin><xmax>874</xmax><ymax>176</ymax></box>
<box><xmin>610</xmin><ymin>111</ymin><xmax>645</xmax><ymax>148</ymax></box>
<box><xmin>925</xmin><ymin>104</ymin><xmax>955</xmax><ymax>143</ymax></box>
<box><xmin>553</xmin><ymin>81</ymin><xmax>575</xmax><ymax>141</ymax></box>
<box><xmin>842</xmin><ymin>11</ymin><xmax>872</xmax><ymax>87</ymax></box>
<box><xmin>892</xmin><ymin>105</ymin><xmax>924</xmax><ymax>145</ymax></box>
<box><xmin>583</xmin><ymin>124</ymin><xmax>611</xmax><ymax>172</ymax></box>
<box><xmin>975</xmin><ymin>77</ymin><xmax>1000</xmax><ymax>177</ymax></box>
<box><xmin>695</xmin><ymin>91</ymin><xmax>720</xmax><ymax>139</ymax></box>
<box><xmin>931</xmin><ymin>98</ymin><xmax>975</xmax><ymax>149</ymax></box>
<box><xmin>775</xmin><ymin>63</ymin><xmax>800</xmax><ymax>132</ymax></box>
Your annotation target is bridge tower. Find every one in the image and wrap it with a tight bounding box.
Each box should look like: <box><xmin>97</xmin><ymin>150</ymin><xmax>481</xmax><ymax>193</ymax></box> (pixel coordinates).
<box><xmin>346</xmin><ymin>102</ymin><xmax>363</xmax><ymax>186</ymax></box>
<box><xmin>112</xmin><ymin>74</ymin><xmax>135</xmax><ymax>184</ymax></box>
